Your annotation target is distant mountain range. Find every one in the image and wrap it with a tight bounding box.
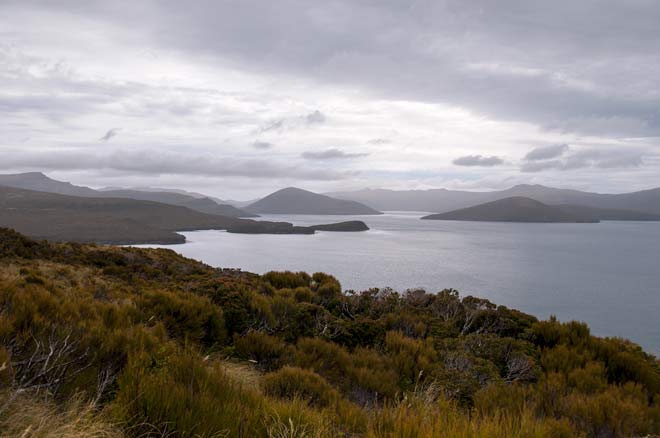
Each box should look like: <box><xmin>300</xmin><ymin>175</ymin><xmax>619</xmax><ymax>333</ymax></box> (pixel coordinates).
<box><xmin>328</xmin><ymin>184</ymin><xmax>660</xmax><ymax>216</ymax></box>
<box><xmin>0</xmin><ymin>172</ymin><xmax>256</xmax><ymax>218</ymax></box>
<box><xmin>422</xmin><ymin>196</ymin><xmax>657</xmax><ymax>223</ymax></box>
<box><xmin>0</xmin><ymin>184</ymin><xmax>369</xmax><ymax>244</ymax></box>
<box><xmin>244</xmin><ymin>187</ymin><xmax>382</xmax><ymax>215</ymax></box>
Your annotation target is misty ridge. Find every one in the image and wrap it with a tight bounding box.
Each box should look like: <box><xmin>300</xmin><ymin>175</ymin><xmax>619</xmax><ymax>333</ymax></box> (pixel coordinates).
<box><xmin>1</xmin><ymin>172</ymin><xmax>659</xmax><ymax>247</ymax></box>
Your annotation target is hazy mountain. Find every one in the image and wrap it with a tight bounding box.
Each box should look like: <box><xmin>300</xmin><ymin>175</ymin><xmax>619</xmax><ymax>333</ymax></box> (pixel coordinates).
<box><xmin>553</xmin><ymin>205</ymin><xmax>660</xmax><ymax>222</ymax></box>
<box><xmin>329</xmin><ymin>184</ymin><xmax>660</xmax><ymax>215</ymax></box>
<box><xmin>0</xmin><ymin>186</ymin><xmax>367</xmax><ymax>244</ymax></box>
<box><xmin>98</xmin><ymin>189</ymin><xmax>257</xmax><ymax>218</ymax></box>
<box><xmin>0</xmin><ymin>172</ymin><xmax>98</xmax><ymax>197</ymax></box>
<box><xmin>421</xmin><ymin>197</ymin><xmax>598</xmax><ymax>223</ymax></box>
<box><xmin>245</xmin><ymin>187</ymin><xmax>382</xmax><ymax>215</ymax></box>
<box><xmin>0</xmin><ymin>172</ymin><xmax>256</xmax><ymax>218</ymax></box>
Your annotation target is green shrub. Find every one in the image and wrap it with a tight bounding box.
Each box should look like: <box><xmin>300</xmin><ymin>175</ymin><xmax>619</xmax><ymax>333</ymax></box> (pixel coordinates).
<box><xmin>137</xmin><ymin>289</ymin><xmax>226</xmax><ymax>348</ymax></box>
<box><xmin>234</xmin><ymin>330</ymin><xmax>292</xmax><ymax>371</ymax></box>
<box><xmin>263</xmin><ymin>271</ymin><xmax>311</xmax><ymax>289</ymax></box>
<box><xmin>263</xmin><ymin>366</ymin><xmax>339</xmax><ymax>407</ymax></box>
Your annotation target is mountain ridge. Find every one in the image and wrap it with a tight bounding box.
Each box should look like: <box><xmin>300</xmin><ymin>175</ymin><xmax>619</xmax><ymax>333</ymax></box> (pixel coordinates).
<box><xmin>245</xmin><ymin>187</ymin><xmax>382</xmax><ymax>215</ymax></box>
<box><xmin>0</xmin><ymin>172</ymin><xmax>256</xmax><ymax>218</ymax></box>
<box><xmin>0</xmin><ymin>186</ymin><xmax>369</xmax><ymax>244</ymax></box>
<box><xmin>421</xmin><ymin>197</ymin><xmax>599</xmax><ymax>223</ymax></box>
<box><xmin>421</xmin><ymin>196</ymin><xmax>660</xmax><ymax>223</ymax></box>
<box><xmin>328</xmin><ymin>184</ymin><xmax>660</xmax><ymax>215</ymax></box>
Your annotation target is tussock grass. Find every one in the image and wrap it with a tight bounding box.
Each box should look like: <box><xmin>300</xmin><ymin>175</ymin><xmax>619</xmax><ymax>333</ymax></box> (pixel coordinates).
<box><xmin>0</xmin><ymin>393</ymin><xmax>121</xmax><ymax>438</ymax></box>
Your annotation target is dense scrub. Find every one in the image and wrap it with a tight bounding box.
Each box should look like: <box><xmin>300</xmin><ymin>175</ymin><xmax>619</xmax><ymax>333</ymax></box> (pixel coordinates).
<box><xmin>0</xmin><ymin>228</ymin><xmax>658</xmax><ymax>437</ymax></box>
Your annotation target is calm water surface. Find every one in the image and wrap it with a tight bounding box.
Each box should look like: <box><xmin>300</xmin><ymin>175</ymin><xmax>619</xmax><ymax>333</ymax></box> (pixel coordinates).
<box><xmin>139</xmin><ymin>212</ymin><xmax>660</xmax><ymax>355</ymax></box>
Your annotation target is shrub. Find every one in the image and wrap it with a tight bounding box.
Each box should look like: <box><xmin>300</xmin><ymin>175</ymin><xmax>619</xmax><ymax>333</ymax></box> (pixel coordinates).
<box><xmin>137</xmin><ymin>289</ymin><xmax>226</xmax><ymax>348</ymax></box>
<box><xmin>263</xmin><ymin>271</ymin><xmax>311</xmax><ymax>289</ymax></box>
<box><xmin>383</xmin><ymin>331</ymin><xmax>438</xmax><ymax>387</ymax></box>
<box><xmin>234</xmin><ymin>331</ymin><xmax>292</xmax><ymax>371</ymax></box>
<box><xmin>113</xmin><ymin>350</ymin><xmax>267</xmax><ymax>437</ymax></box>
<box><xmin>263</xmin><ymin>366</ymin><xmax>339</xmax><ymax>407</ymax></box>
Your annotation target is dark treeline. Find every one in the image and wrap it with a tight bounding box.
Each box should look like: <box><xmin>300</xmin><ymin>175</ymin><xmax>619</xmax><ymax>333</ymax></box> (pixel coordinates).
<box><xmin>0</xmin><ymin>227</ymin><xmax>658</xmax><ymax>437</ymax></box>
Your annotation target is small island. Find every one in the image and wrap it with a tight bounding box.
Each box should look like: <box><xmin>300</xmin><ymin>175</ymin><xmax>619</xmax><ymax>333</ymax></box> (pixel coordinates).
<box><xmin>421</xmin><ymin>197</ymin><xmax>599</xmax><ymax>223</ymax></box>
<box><xmin>244</xmin><ymin>187</ymin><xmax>383</xmax><ymax>215</ymax></box>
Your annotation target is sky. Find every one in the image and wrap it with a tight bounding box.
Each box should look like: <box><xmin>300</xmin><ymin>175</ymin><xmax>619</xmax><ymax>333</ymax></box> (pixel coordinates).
<box><xmin>1</xmin><ymin>0</ymin><xmax>659</xmax><ymax>199</ymax></box>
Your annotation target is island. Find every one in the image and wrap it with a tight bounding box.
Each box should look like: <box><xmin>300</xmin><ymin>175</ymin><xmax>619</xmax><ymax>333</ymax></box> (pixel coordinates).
<box><xmin>245</xmin><ymin>187</ymin><xmax>383</xmax><ymax>215</ymax></box>
<box><xmin>421</xmin><ymin>197</ymin><xmax>599</xmax><ymax>223</ymax></box>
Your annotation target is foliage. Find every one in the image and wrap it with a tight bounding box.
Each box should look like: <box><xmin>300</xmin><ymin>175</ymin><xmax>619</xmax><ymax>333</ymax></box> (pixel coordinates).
<box><xmin>1</xmin><ymin>227</ymin><xmax>659</xmax><ymax>437</ymax></box>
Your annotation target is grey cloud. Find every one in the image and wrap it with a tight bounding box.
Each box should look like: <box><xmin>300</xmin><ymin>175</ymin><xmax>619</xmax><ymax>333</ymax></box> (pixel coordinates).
<box><xmin>519</xmin><ymin>160</ymin><xmax>565</xmax><ymax>173</ymax></box>
<box><xmin>305</xmin><ymin>110</ymin><xmax>326</xmax><ymax>124</ymax></box>
<box><xmin>524</xmin><ymin>144</ymin><xmax>569</xmax><ymax>161</ymax></box>
<box><xmin>100</xmin><ymin>128</ymin><xmax>120</xmax><ymax>142</ymax></box>
<box><xmin>51</xmin><ymin>0</ymin><xmax>660</xmax><ymax>138</ymax></box>
<box><xmin>453</xmin><ymin>155</ymin><xmax>504</xmax><ymax>167</ymax></box>
<box><xmin>301</xmin><ymin>148</ymin><xmax>369</xmax><ymax>160</ymax></box>
<box><xmin>0</xmin><ymin>148</ymin><xmax>349</xmax><ymax>181</ymax></box>
<box><xmin>259</xmin><ymin>119</ymin><xmax>284</xmax><ymax>133</ymax></box>
<box><xmin>252</xmin><ymin>141</ymin><xmax>273</xmax><ymax>150</ymax></box>
<box><xmin>520</xmin><ymin>149</ymin><xmax>644</xmax><ymax>172</ymax></box>
<box><xmin>258</xmin><ymin>111</ymin><xmax>326</xmax><ymax>133</ymax></box>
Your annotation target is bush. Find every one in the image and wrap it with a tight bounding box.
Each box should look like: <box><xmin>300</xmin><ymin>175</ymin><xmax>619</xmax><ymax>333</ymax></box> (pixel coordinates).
<box><xmin>113</xmin><ymin>350</ymin><xmax>267</xmax><ymax>437</ymax></box>
<box><xmin>137</xmin><ymin>289</ymin><xmax>226</xmax><ymax>348</ymax></box>
<box><xmin>234</xmin><ymin>330</ymin><xmax>292</xmax><ymax>371</ymax></box>
<box><xmin>263</xmin><ymin>271</ymin><xmax>311</xmax><ymax>289</ymax></box>
<box><xmin>263</xmin><ymin>366</ymin><xmax>339</xmax><ymax>407</ymax></box>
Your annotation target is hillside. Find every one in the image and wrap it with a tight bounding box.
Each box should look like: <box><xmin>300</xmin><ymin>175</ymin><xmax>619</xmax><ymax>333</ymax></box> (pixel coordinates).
<box><xmin>99</xmin><ymin>189</ymin><xmax>257</xmax><ymax>218</ymax></box>
<box><xmin>0</xmin><ymin>172</ymin><xmax>256</xmax><ymax>218</ymax></box>
<box><xmin>555</xmin><ymin>204</ymin><xmax>660</xmax><ymax>222</ymax></box>
<box><xmin>246</xmin><ymin>187</ymin><xmax>382</xmax><ymax>215</ymax></box>
<box><xmin>421</xmin><ymin>197</ymin><xmax>598</xmax><ymax>223</ymax></box>
<box><xmin>329</xmin><ymin>184</ymin><xmax>660</xmax><ymax>215</ymax></box>
<box><xmin>0</xmin><ymin>186</ymin><xmax>368</xmax><ymax>244</ymax></box>
<box><xmin>1</xmin><ymin>228</ymin><xmax>658</xmax><ymax>437</ymax></box>
<box><xmin>0</xmin><ymin>171</ymin><xmax>98</xmax><ymax>196</ymax></box>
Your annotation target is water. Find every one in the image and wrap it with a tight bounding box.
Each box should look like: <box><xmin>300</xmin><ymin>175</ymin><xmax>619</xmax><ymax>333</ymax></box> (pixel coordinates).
<box><xmin>138</xmin><ymin>212</ymin><xmax>660</xmax><ymax>355</ymax></box>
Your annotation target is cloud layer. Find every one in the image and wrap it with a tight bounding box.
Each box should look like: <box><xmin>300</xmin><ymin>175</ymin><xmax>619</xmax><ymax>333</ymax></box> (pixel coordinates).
<box><xmin>301</xmin><ymin>148</ymin><xmax>369</xmax><ymax>160</ymax></box>
<box><xmin>453</xmin><ymin>155</ymin><xmax>504</xmax><ymax>167</ymax></box>
<box><xmin>0</xmin><ymin>0</ymin><xmax>659</xmax><ymax>197</ymax></box>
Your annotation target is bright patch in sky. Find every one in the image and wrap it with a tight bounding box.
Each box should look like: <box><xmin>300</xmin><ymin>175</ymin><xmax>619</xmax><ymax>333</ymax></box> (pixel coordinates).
<box><xmin>1</xmin><ymin>1</ymin><xmax>659</xmax><ymax>198</ymax></box>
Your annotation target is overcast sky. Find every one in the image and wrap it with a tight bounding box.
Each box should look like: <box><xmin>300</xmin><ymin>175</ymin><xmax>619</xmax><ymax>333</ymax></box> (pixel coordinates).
<box><xmin>1</xmin><ymin>0</ymin><xmax>659</xmax><ymax>198</ymax></box>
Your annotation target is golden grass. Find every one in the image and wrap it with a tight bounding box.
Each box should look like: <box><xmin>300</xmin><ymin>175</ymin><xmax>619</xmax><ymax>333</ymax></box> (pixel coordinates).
<box><xmin>218</xmin><ymin>358</ymin><xmax>264</xmax><ymax>391</ymax></box>
<box><xmin>0</xmin><ymin>393</ymin><xmax>121</xmax><ymax>438</ymax></box>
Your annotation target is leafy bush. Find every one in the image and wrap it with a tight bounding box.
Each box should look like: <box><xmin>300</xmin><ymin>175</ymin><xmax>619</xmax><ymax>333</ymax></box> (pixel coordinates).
<box><xmin>234</xmin><ymin>330</ymin><xmax>292</xmax><ymax>371</ymax></box>
<box><xmin>263</xmin><ymin>366</ymin><xmax>339</xmax><ymax>407</ymax></box>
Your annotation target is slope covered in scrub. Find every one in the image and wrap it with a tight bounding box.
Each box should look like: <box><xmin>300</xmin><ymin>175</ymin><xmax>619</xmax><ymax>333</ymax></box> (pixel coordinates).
<box><xmin>0</xmin><ymin>228</ymin><xmax>658</xmax><ymax>437</ymax></box>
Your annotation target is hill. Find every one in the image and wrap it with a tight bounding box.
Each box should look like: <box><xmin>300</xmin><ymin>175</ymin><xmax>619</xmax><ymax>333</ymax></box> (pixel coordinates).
<box><xmin>0</xmin><ymin>171</ymin><xmax>98</xmax><ymax>196</ymax></box>
<box><xmin>329</xmin><ymin>184</ymin><xmax>660</xmax><ymax>215</ymax></box>
<box><xmin>0</xmin><ymin>172</ymin><xmax>256</xmax><ymax>218</ymax></box>
<box><xmin>1</xmin><ymin>228</ymin><xmax>658</xmax><ymax>437</ymax></box>
<box><xmin>555</xmin><ymin>204</ymin><xmax>660</xmax><ymax>222</ymax></box>
<box><xmin>246</xmin><ymin>187</ymin><xmax>382</xmax><ymax>215</ymax></box>
<box><xmin>98</xmin><ymin>189</ymin><xmax>257</xmax><ymax>218</ymax></box>
<box><xmin>421</xmin><ymin>197</ymin><xmax>598</xmax><ymax>223</ymax></box>
<box><xmin>0</xmin><ymin>186</ymin><xmax>368</xmax><ymax>244</ymax></box>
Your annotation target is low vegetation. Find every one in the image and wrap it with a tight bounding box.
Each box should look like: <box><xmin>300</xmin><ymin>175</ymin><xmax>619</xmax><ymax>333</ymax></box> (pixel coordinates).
<box><xmin>1</xmin><ymin>227</ymin><xmax>658</xmax><ymax>437</ymax></box>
